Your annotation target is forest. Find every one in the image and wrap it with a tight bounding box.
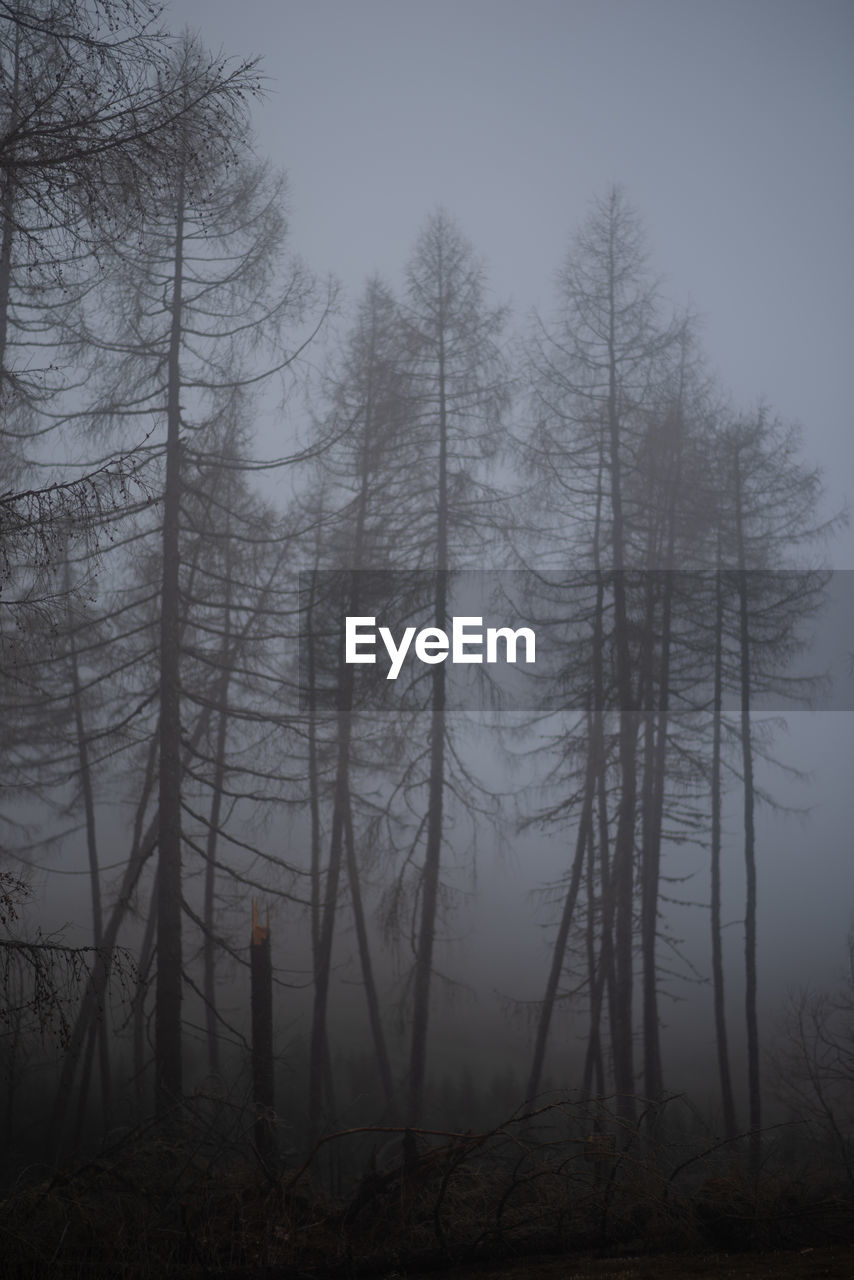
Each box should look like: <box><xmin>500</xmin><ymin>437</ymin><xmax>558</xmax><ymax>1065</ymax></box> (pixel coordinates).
<box><xmin>1</xmin><ymin>2</ymin><xmax>853</xmax><ymax>1277</ymax></box>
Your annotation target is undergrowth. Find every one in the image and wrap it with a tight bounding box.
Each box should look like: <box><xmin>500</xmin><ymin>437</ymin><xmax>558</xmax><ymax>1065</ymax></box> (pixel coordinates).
<box><xmin>2</xmin><ymin>1094</ymin><xmax>852</xmax><ymax>1278</ymax></box>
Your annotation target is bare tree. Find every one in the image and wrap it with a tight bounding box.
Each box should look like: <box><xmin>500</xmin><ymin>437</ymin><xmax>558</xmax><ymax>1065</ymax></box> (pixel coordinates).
<box><xmin>523</xmin><ymin>187</ymin><xmax>685</xmax><ymax>1123</ymax></box>
<box><xmin>400</xmin><ymin>209</ymin><xmax>508</xmax><ymax>1124</ymax></box>
<box><xmin>772</xmin><ymin>938</ymin><xmax>854</xmax><ymax>1187</ymax></box>
<box><xmin>73</xmin><ymin>38</ymin><xmax>315</xmax><ymax>1113</ymax></box>
<box><xmin>0</xmin><ymin>0</ymin><xmax>264</xmax><ymax>567</ymax></box>
<box><xmin>713</xmin><ymin>408</ymin><xmax>833</xmax><ymax>1172</ymax></box>
<box><xmin>302</xmin><ymin>276</ymin><xmax>414</xmax><ymax>1135</ymax></box>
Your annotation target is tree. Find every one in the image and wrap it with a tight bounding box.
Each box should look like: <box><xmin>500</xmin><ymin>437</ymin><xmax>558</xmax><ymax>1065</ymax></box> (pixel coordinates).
<box><xmin>0</xmin><ymin>2</ymin><xmax>263</xmax><ymax>250</ymax></box>
<box><xmin>712</xmin><ymin>407</ymin><xmax>832</xmax><ymax>1171</ymax></box>
<box><xmin>399</xmin><ymin>209</ymin><xmax>508</xmax><ymax>1123</ymax></box>
<box><xmin>523</xmin><ymin>187</ymin><xmax>685</xmax><ymax>1123</ymax></box>
<box><xmin>43</xmin><ymin>440</ymin><xmax>306</xmax><ymax>1152</ymax></box>
<box><xmin>0</xmin><ymin>0</ymin><xmax>263</xmax><ymax>527</ymax></box>
<box><xmin>772</xmin><ymin>936</ymin><xmax>854</xmax><ymax>1187</ymax></box>
<box><xmin>301</xmin><ymin>276</ymin><xmax>414</xmax><ymax>1134</ymax></box>
<box><xmin>0</xmin><ymin>870</ymin><xmax>135</xmax><ymax>1165</ymax></box>
<box><xmin>0</xmin><ymin>2</ymin><xmax>265</xmax><ymax>803</ymax></box>
<box><xmin>73</xmin><ymin>36</ymin><xmax>315</xmax><ymax>1113</ymax></box>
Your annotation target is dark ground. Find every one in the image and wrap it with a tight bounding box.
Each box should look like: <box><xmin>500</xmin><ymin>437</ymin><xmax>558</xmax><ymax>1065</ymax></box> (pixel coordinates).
<box><xmin>423</xmin><ymin>1245</ymin><xmax>854</xmax><ymax>1279</ymax></box>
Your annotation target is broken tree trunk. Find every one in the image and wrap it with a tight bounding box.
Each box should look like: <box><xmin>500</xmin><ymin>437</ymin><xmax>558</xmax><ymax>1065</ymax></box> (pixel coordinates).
<box><xmin>251</xmin><ymin>898</ymin><xmax>275</xmax><ymax>1166</ymax></box>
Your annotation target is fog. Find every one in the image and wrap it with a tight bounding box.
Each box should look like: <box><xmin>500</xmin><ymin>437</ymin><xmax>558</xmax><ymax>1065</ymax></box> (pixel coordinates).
<box><xmin>2</xmin><ymin>2</ymin><xmax>854</xmax><ymax>1273</ymax></box>
<box><xmin>175</xmin><ymin>0</ymin><xmax>854</xmax><ymax>558</ymax></box>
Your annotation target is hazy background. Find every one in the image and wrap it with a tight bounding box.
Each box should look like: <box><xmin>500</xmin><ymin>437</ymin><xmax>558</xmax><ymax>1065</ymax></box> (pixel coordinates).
<box><xmin>138</xmin><ymin>0</ymin><xmax>854</xmax><ymax>1018</ymax></box>
<box><xmin>22</xmin><ymin>0</ymin><xmax>850</xmax><ymax>1106</ymax></box>
<box><xmin>171</xmin><ymin>0</ymin><xmax>854</xmax><ymax>566</ymax></box>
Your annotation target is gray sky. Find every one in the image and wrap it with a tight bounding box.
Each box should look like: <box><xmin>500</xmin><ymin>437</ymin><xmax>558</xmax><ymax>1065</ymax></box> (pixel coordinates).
<box><xmin>171</xmin><ymin>0</ymin><xmax>854</xmax><ymax>564</ymax></box>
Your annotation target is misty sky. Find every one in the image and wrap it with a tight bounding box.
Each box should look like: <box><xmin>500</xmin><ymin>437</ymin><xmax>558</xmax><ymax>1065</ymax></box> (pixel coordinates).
<box><xmin>169</xmin><ymin>0</ymin><xmax>854</xmax><ymax>565</ymax></box>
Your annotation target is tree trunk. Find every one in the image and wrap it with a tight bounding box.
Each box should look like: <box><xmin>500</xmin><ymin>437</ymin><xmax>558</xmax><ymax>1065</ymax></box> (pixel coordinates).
<box><xmin>308</xmin><ymin>714</ymin><xmax>350</xmax><ymax>1137</ymax></box>
<box><xmin>305</xmin><ymin>564</ymin><xmax>322</xmax><ymax>973</ymax></box>
<box><xmin>250</xmin><ymin>900</ymin><xmax>275</xmax><ymax>1165</ymax></box>
<box><xmin>65</xmin><ymin>564</ymin><xmax>111</xmax><ymax>1131</ymax></box>
<box><xmin>605</xmin><ymin>204</ymin><xmax>638</xmax><ymax>1125</ymax></box>
<box><xmin>343</xmin><ymin>789</ymin><xmax>396</xmax><ymax>1113</ymax></box>
<box><xmin>584</xmin><ymin>788</ymin><xmax>606</xmax><ymax>1099</ymax></box>
<box><xmin>203</xmin><ymin>554</ymin><xmax>232</xmax><ymax>1077</ymax></box>
<box><xmin>640</xmin><ymin>567</ymin><xmax>675</xmax><ymax>1107</ymax></box>
<box><xmin>0</xmin><ymin>23</ymin><xmax>19</xmax><ymax>386</ymax></box>
<box><xmin>408</xmin><ymin>293</ymin><xmax>449</xmax><ymax>1125</ymax></box>
<box><xmin>133</xmin><ymin>871</ymin><xmax>158</xmax><ymax>1116</ymax></box>
<box><xmin>582</xmin><ymin>453</ymin><xmax>613</xmax><ymax>1101</ymax></box>
<box><xmin>711</xmin><ymin>561</ymin><xmax>738</xmax><ymax>1140</ymax></box>
<box><xmin>734</xmin><ymin>452</ymin><xmax>761</xmax><ymax>1175</ymax></box>
<box><xmin>527</xmin><ymin>726</ymin><xmax>595</xmax><ymax>1101</ymax></box>
<box><xmin>581</xmin><ymin>745</ymin><xmax>616</xmax><ymax>1099</ymax></box>
<box><xmin>155</xmin><ymin>154</ymin><xmax>186</xmax><ymax>1116</ymax></box>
